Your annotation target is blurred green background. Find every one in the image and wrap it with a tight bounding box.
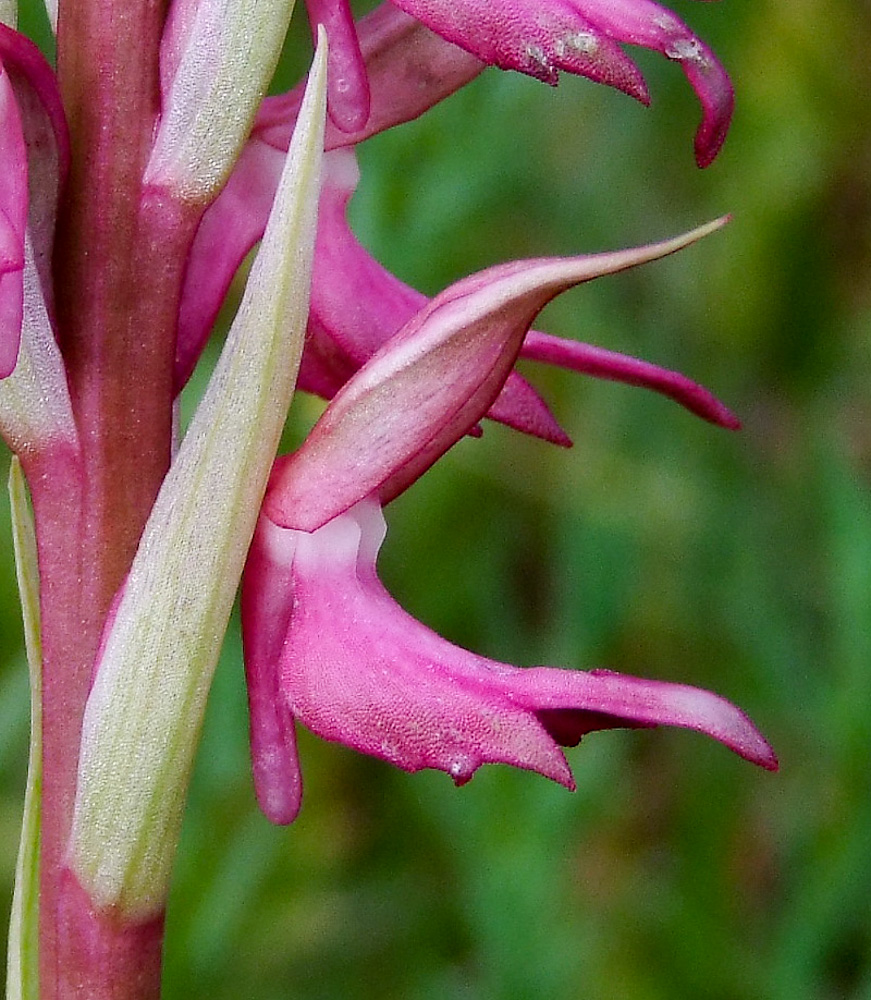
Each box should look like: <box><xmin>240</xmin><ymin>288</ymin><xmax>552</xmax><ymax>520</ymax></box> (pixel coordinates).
<box><xmin>3</xmin><ymin>0</ymin><xmax>871</xmax><ymax>996</ymax></box>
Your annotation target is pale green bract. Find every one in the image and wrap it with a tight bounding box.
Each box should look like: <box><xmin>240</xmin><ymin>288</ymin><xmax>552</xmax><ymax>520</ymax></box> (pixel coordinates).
<box><xmin>145</xmin><ymin>0</ymin><xmax>298</xmax><ymax>201</ymax></box>
<box><xmin>6</xmin><ymin>458</ymin><xmax>42</xmax><ymax>1000</ymax></box>
<box><xmin>0</xmin><ymin>240</ymin><xmax>79</xmax><ymax>456</ymax></box>
<box><xmin>68</xmin><ymin>31</ymin><xmax>327</xmax><ymax>920</ymax></box>
<box><xmin>0</xmin><ymin>0</ymin><xmax>16</xmax><ymax>29</ymax></box>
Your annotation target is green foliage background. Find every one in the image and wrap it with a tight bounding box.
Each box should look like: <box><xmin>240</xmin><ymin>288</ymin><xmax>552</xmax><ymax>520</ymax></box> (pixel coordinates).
<box><xmin>3</xmin><ymin>0</ymin><xmax>871</xmax><ymax>996</ymax></box>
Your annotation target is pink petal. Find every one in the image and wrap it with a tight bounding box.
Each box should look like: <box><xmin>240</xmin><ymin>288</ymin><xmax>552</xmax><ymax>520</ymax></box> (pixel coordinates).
<box><xmin>304</xmin><ymin>0</ymin><xmax>371</xmax><ymax>131</ymax></box>
<box><xmin>256</xmin><ymin>3</ymin><xmax>486</xmax><ymax>152</ymax></box>
<box><xmin>487</xmin><ymin>371</ymin><xmax>572</xmax><ymax>446</ymax></box>
<box><xmin>242</xmin><ymin>499</ymin><xmax>776</xmax><ymax>819</ymax></box>
<box><xmin>241</xmin><ymin>516</ymin><xmax>305</xmax><ymax>824</ymax></box>
<box><xmin>390</xmin><ymin>0</ymin><xmax>648</xmax><ymax>100</ymax></box>
<box><xmin>521</xmin><ymin>330</ymin><xmax>740</xmax><ymax>429</ymax></box>
<box><xmin>388</xmin><ymin>0</ymin><xmax>732</xmax><ymax>164</ymax></box>
<box><xmin>265</xmin><ymin>220</ymin><xmax>728</xmax><ymax>532</ymax></box>
<box><xmin>562</xmin><ymin>0</ymin><xmax>733</xmax><ymax>167</ymax></box>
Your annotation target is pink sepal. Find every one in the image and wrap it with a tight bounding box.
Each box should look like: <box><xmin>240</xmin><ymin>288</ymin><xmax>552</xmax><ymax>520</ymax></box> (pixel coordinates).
<box><xmin>265</xmin><ymin>219</ymin><xmax>728</xmax><ymax>532</ymax></box>
<box><xmin>174</xmin><ymin>140</ymin><xmax>285</xmax><ymax>390</ymax></box>
<box><xmin>304</xmin><ymin>0</ymin><xmax>371</xmax><ymax>131</ymax></box>
<box><xmin>242</xmin><ymin>499</ymin><xmax>776</xmax><ymax>819</ymax></box>
<box><xmin>241</xmin><ymin>516</ymin><xmax>304</xmax><ymax>824</ymax></box>
<box><xmin>388</xmin><ymin>0</ymin><xmax>733</xmax><ymax>165</ymax></box>
<box><xmin>520</xmin><ymin>331</ymin><xmax>740</xmax><ymax>429</ymax></box>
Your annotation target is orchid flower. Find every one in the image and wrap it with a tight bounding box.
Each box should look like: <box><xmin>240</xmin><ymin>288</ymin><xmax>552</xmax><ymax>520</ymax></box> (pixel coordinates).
<box><xmin>300</xmin><ymin>146</ymin><xmax>741</xmax><ymax>445</ymax></box>
<box><xmin>302</xmin><ymin>0</ymin><xmax>731</xmax><ymax>164</ymax></box>
<box><xmin>0</xmin><ymin>0</ymin><xmax>774</xmax><ymax>990</ymax></box>
<box><xmin>175</xmin><ymin>0</ymin><xmax>734</xmax><ymax>392</ymax></box>
<box><xmin>242</xmin><ymin>222</ymin><xmax>776</xmax><ymax>825</ymax></box>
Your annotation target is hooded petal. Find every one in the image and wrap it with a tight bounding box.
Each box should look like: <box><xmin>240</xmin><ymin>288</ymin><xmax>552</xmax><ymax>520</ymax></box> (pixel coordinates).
<box><xmin>303</xmin><ymin>148</ymin><xmax>738</xmax><ymax>438</ymax></box>
<box><xmin>265</xmin><ymin>218</ymin><xmax>728</xmax><ymax>532</ymax></box>
<box><xmin>389</xmin><ymin>0</ymin><xmax>732</xmax><ymax>165</ymax></box>
<box><xmin>242</xmin><ymin>499</ymin><xmax>777</xmax><ymax>822</ymax></box>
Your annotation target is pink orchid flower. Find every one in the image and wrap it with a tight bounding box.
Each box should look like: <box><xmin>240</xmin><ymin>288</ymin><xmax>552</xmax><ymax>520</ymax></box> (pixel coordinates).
<box><xmin>303</xmin><ymin>0</ymin><xmax>732</xmax><ymax>165</ymax></box>
<box><xmin>300</xmin><ymin>147</ymin><xmax>740</xmax><ymax>446</ymax></box>
<box><xmin>175</xmin><ymin>0</ymin><xmax>733</xmax><ymax>394</ymax></box>
<box><xmin>242</xmin><ymin>224</ymin><xmax>776</xmax><ymax>824</ymax></box>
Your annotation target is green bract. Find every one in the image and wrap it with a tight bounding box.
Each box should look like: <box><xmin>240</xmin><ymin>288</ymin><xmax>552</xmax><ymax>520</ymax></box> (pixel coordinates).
<box><xmin>6</xmin><ymin>458</ymin><xmax>42</xmax><ymax>1000</ymax></box>
<box><xmin>145</xmin><ymin>0</ymin><xmax>299</xmax><ymax>201</ymax></box>
<box><xmin>68</xmin><ymin>32</ymin><xmax>327</xmax><ymax>920</ymax></box>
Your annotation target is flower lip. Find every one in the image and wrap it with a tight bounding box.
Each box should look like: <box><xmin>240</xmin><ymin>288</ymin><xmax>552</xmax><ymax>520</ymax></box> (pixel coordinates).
<box><xmin>242</xmin><ymin>498</ymin><xmax>777</xmax><ymax>826</ymax></box>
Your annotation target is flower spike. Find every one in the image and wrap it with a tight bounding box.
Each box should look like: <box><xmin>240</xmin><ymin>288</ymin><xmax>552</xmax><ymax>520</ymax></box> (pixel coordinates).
<box><xmin>243</xmin><ymin>499</ymin><xmax>776</xmax><ymax>824</ymax></box>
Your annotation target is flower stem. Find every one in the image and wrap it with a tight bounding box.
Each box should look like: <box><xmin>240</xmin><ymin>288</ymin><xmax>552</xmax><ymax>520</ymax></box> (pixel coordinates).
<box><xmin>38</xmin><ymin>0</ymin><xmax>201</xmax><ymax>994</ymax></box>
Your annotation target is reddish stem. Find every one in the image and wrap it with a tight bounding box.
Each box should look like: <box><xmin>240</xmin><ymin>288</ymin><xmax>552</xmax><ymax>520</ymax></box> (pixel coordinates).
<box><xmin>37</xmin><ymin>0</ymin><xmax>203</xmax><ymax>995</ymax></box>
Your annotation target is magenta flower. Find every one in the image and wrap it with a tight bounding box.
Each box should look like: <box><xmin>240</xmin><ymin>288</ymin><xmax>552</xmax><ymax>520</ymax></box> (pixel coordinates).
<box><xmin>242</xmin><ymin>225</ymin><xmax>777</xmax><ymax>824</ymax></box>
<box><xmin>174</xmin><ymin>0</ymin><xmax>734</xmax><ymax>392</ymax></box>
<box><xmin>299</xmin><ymin>0</ymin><xmax>732</xmax><ymax>165</ymax></box>
<box><xmin>300</xmin><ymin>147</ymin><xmax>740</xmax><ymax>445</ymax></box>
<box><xmin>388</xmin><ymin>0</ymin><xmax>734</xmax><ymax>166</ymax></box>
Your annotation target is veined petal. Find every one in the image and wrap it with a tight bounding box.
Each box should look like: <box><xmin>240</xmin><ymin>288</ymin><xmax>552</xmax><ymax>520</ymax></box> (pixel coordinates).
<box><xmin>266</xmin><ymin>219</ymin><xmax>728</xmax><ymax>532</ymax></box>
<box><xmin>242</xmin><ymin>499</ymin><xmax>776</xmax><ymax>822</ymax></box>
